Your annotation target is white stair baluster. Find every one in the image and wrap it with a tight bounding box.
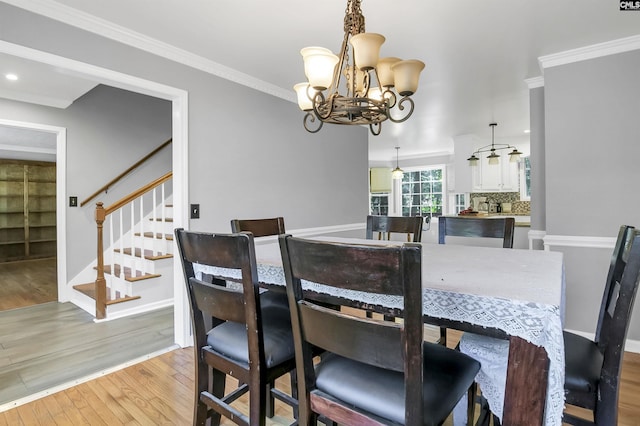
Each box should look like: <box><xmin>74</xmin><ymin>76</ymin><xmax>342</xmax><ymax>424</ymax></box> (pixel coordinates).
<box><xmin>130</xmin><ymin>202</ymin><xmax>135</xmax><ymax>276</ymax></box>
<box><xmin>161</xmin><ymin>182</ymin><xmax>167</xmax><ymax>252</ymax></box>
<box><xmin>119</xmin><ymin>208</ymin><xmax>125</xmax><ymax>291</ymax></box>
<box><xmin>139</xmin><ymin>196</ymin><xmax>145</xmax><ymax>276</ymax></box>
<box><xmin>152</xmin><ymin>187</ymin><xmax>158</xmax><ymax>257</ymax></box>
<box><xmin>108</xmin><ymin>214</ymin><xmax>116</xmax><ymax>300</ymax></box>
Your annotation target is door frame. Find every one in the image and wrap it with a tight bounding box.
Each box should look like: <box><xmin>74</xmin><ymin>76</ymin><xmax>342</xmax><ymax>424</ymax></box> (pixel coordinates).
<box><xmin>0</xmin><ymin>40</ymin><xmax>191</xmax><ymax>347</ymax></box>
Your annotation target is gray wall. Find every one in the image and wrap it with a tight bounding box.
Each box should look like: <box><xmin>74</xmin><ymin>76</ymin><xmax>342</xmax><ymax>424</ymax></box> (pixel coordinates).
<box><xmin>0</xmin><ymin>3</ymin><xmax>369</xmax><ymax>277</ymax></box>
<box><xmin>544</xmin><ymin>49</ymin><xmax>640</xmax><ymax>339</ymax></box>
<box><xmin>0</xmin><ymin>85</ymin><xmax>172</xmax><ymax>277</ymax></box>
<box><xmin>529</xmin><ymin>86</ymin><xmax>545</xmax><ymax>235</ymax></box>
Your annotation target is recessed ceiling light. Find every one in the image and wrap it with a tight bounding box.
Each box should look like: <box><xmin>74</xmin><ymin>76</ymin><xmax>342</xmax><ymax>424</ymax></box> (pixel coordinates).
<box><xmin>524</xmin><ymin>129</ymin><xmax>531</xmax><ymax>134</ymax></box>
<box><xmin>5</xmin><ymin>73</ymin><xmax>18</xmax><ymax>81</ymax></box>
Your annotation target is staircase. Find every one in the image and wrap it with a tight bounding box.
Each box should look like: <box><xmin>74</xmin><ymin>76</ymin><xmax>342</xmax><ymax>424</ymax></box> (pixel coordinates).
<box><xmin>70</xmin><ymin>173</ymin><xmax>174</xmax><ymax>320</ymax></box>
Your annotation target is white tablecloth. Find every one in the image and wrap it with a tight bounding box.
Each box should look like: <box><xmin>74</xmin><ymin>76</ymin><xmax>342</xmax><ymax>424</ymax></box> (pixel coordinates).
<box><xmin>193</xmin><ymin>236</ymin><xmax>565</xmax><ymax>425</ymax></box>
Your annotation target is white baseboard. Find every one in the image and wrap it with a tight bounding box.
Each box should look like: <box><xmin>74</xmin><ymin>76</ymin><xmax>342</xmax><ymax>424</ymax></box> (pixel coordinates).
<box><xmin>95</xmin><ymin>298</ymin><xmax>174</xmax><ymax>322</ymax></box>
<box><xmin>564</xmin><ymin>328</ymin><xmax>640</xmax><ymax>354</ymax></box>
<box><xmin>252</xmin><ymin>222</ymin><xmax>365</xmax><ymax>244</ymax></box>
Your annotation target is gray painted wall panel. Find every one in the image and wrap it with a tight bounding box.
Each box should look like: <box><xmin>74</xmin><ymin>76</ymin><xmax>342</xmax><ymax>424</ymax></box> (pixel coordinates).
<box><xmin>545</xmin><ymin>50</ymin><xmax>640</xmax><ymax>237</ymax></box>
<box><xmin>545</xmin><ymin>49</ymin><xmax>640</xmax><ymax>339</ymax></box>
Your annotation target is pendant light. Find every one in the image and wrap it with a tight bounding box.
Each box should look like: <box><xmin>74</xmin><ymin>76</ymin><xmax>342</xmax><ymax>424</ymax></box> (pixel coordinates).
<box><xmin>392</xmin><ymin>146</ymin><xmax>404</xmax><ymax>180</ymax></box>
<box><xmin>468</xmin><ymin>123</ymin><xmax>523</xmax><ymax>166</ymax></box>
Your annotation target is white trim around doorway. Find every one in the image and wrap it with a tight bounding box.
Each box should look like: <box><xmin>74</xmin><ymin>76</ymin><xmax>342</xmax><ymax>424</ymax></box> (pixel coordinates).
<box><xmin>0</xmin><ymin>40</ymin><xmax>191</xmax><ymax>347</ymax></box>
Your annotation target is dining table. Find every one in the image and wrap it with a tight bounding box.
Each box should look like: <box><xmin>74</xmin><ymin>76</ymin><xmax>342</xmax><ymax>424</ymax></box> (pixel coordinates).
<box><xmin>193</xmin><ymin>235</ymin><xmax>565</xmax><ymax>426</ymax></box>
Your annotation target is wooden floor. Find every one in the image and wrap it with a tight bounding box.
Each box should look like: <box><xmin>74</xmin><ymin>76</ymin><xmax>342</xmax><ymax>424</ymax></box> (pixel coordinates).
<box><xmin>2</xmin><ymin>328</ymin><xmax>640</xmax><ymax>425</ymax></box>
<box><xmin>0</xmin><ymin>258</ymin><xmax>57</xmax><ymax>311</ymax></box>
<box><xmin>0</xmin><ymin>302</ymin><xmax>174</xmax><ymax>407</ymax></box>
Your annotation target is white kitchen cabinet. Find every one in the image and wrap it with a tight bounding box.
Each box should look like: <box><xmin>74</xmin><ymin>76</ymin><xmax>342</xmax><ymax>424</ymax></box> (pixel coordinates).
<box><xmin>471</xmin><ymin>151</ymin><xmax>520</xmax><ymax>191</ymax></box>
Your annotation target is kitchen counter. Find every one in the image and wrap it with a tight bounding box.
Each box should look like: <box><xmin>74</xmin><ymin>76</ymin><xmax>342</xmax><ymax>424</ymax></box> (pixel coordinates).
<box><xmin>453</xmin><ymin>213</ymin><xmax>531</xmax><ymax>227</ymax></box>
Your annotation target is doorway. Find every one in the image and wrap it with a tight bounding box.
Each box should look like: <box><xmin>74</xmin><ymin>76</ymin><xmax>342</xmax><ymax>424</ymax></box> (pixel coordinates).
<box><xmin>0</xmin><ymin>42</ymin><xmax>189</xmax><ymax>345</ymax></box>
<box><xmin>0</xmin><ymin>122</ymin><xmax>64</xmax><ymax>312</ymax></box>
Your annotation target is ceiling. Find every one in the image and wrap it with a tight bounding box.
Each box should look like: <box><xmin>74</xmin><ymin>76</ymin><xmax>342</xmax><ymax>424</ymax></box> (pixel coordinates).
<box><xmin>1</xmin><ymin>0</ymin><xmax>639</xmax><ymax>163</ymax></box>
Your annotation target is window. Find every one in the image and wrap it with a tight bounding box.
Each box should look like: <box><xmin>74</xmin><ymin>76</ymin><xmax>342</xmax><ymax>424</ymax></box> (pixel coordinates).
<box><xmin>370</xmin><ymin>194</ymin><xmax>389</xmax><ymax>216</ymax></box>
<box><xmin>520</xmin><ymin>156</ymin><xmax>531</xmax><ymax>201</ymax></box>
<box><xmin>400</xmin><ymin>168</ymin><xmax>444</xmax><ymax>219</ymax></box>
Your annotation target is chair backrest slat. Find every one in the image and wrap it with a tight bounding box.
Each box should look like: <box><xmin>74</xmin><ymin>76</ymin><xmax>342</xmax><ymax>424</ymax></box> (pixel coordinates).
<box><xmin>286</xmin><ymin>237</ymin><xmax>404</xmax><ymax>294</ymax></box>
<box><xmin>299</xmin><ymin>302</ymin><xmax>404</xmax><ymax>370</ymax></box>
<box><xmin>438</xmin><ymin>216</ymin><xmax>515</xmax><ymax>248</ymax></box>
<box><xmin>365</xmin><ymin>215</ymin><xmax>423</xmax><ymax>242</ymax></box>
<box><xmin>231</xmin><ymin>217</ymin><xmax>285</xmax><ymax>237</ymax></box>
<box><xmin>190</xmin><ymin>277</ymin><xmax>247</xmax><ymax>324</ymax></box>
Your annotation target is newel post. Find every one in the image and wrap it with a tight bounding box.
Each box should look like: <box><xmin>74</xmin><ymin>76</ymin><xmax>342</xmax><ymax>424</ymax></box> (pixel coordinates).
<box><xmin>95</xmin><ymin>202</ymin><xmax>107</xmax><ymax>319</ymax></box>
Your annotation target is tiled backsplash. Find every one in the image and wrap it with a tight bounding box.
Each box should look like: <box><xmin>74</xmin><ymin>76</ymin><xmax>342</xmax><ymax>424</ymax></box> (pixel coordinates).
<box><xmin>471</xmin><ymin>192</ymin><xmax>530</xmax><ymax>214</ymax></box>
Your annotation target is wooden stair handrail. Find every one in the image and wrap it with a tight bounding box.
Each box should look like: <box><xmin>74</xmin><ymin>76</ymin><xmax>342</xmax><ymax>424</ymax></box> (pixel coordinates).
<box><xmin>105</xmin><ymin>171</ymin><xmax>172</xmax><ymax>216</ymax></box>
<box><xmin>80</xmin><ymin>138</ymin><xmax>172</xmax><ymax>207</ymax></box>
<box><xmin>93</xmin><ymin>171</ymin><xmax>172</xmax><ymax>320</ymax></box>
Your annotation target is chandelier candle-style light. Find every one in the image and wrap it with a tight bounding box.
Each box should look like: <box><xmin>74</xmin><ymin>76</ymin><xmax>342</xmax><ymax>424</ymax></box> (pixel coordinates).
<box><xmin>294</xmin><ymin>0</ymin><xmax>425</xmax><ymax>135</ymax></box>
<box><xmin>467</xmin><ymin>123</ymin><xmax>522</xmax><ymax>166</ymax></box>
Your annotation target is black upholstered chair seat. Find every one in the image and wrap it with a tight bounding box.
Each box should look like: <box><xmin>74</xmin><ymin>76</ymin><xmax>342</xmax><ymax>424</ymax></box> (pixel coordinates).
<box><xmin>259</xmin><ymin>288</ymin><xmax>290</xmax><ymax>309</ymax></box>
<box><xmin>564</xmin><ymin>331</ymin><xmax>604</xmax><ymax>394</ymax></box>
<box><xmin>315</xmin><ymin>342</ymin><xmax>481</xmax><ymax>425</ymax></box>
<box><xmin>207</xmin><ymin>302</ymin><xmax>294</xmax><ymax>368</ymax></box>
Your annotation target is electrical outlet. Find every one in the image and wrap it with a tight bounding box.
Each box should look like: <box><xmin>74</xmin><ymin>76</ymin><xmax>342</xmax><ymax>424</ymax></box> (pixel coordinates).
<box><xmin>190</xmin><ymin>204</ymin><xmax>200</xmax><ymax>219</ymax></box>
<box><xmin>69</xmin><ymin>196</ymin><xmax>78</xmax><ymax>207</ymax></box>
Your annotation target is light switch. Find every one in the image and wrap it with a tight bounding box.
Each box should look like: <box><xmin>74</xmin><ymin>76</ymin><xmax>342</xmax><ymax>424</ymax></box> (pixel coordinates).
<box><xmin>69</xmin><ymin>196</ymin><xmax>78</xmax><ymax>207</ymax></box>
<box><xmin>191</xmin><ymin>204</ymin><xmax>200</xmax><ymax>219</ymax></box>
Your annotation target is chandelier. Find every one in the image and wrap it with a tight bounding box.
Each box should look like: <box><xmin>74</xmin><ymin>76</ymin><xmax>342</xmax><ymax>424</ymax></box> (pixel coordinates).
<box><xmin>467</xmin><ymin>123</ymin><xmax>522</xmax><ymax>166</ymax></box>
<box><xmin>293</xmin><ymin>0</ymin><xmax>425</xmax><ymax>136</ymax></box>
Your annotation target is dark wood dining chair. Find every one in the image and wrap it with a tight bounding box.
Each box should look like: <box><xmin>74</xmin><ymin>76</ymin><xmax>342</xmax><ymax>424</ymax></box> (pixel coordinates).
<box><xmin>366</xmin><ymin>214</ymin><xmax>424</xmax><ymax>242</ymax></box>
<box><xmin>364</xmin><ymin>215</ymin><xmax>424</xmax><ymax>321</ymax></box>
<box><xmin>175</xmin><ymin>228</ymin><xmax>298</xmax><ymax>426</ymax></box>
<box><xmin>438</xmin><ymin>216</ymin><xmax>515</xmax><ymax>248</ymax></box>
<box><xmin>563</xmin><ymin>225</ymin><xmax>640</xmax><ymax>426</ymax></box>
<box><xmin>437</xmin><ymin>216</ymin><xmax>515</xmax><ymax>346</ymax></box>
<box><xmin>279</xmin><ymin>234</ymin><xmax>481</xmax><ymax>426</ymax></box>
<box><xmin>231</xmin><ymin>216</ymin><xmax>286</xmax><ymax>237</ymax></box>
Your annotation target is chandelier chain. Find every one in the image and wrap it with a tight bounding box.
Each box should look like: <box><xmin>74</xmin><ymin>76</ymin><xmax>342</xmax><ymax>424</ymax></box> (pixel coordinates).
<box><xmin>344</xmin><ymin>0</ymin><xmax>365</xmax><ymax>35</ymax></box>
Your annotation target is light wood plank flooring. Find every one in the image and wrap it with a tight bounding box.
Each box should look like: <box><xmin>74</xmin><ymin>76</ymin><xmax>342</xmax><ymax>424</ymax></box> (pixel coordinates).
<box><xmin>3</xmin><ymin>329</ymin><xmax>640</xmax><ymax>425</ymax></box>
<box><xmin>0</xmin><ymin>302</ymin><xmax>174</xmax><ymax>406</ymax></box>
<box><xmin>0</xmin><ymin>258</ymin><xmax>57</xmax><ymax>311</ymax></box>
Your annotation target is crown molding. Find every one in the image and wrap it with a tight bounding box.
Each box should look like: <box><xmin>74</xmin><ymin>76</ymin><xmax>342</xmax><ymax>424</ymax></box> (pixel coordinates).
<box><xmin>524</xmin><ymin>76</ymin><xmax>544</xmax><ymax>89</ymax></box>
<box><xmin>0</xmin><ymin>143</ymin><xmax>56</xmax><ymax>155</ymax></box>
<box><xmin>0</xmin><ymin>87</ymin><xmax>71</xmax><ymax>108</ymax></box>
<box><xmin>3</xmin><ymin>0</ymin><xmax>296</xmax><ymax>103</ymax></box>
<box><xmin>539</xmin><ymin>34</ymin><xmax>640</xmax><ymax>69</ymax></box>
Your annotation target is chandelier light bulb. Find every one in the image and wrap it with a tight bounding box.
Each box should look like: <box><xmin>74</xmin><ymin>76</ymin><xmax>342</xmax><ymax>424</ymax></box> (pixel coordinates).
<box><xmin>301</xmin><ymin>47</ymin><xmax>339</xmax><ymax>90</ymax></box>
<box><xmin>349</xmin><ymin>33</ymin><xmax>385</xmax><ymax>71</ymax></box>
